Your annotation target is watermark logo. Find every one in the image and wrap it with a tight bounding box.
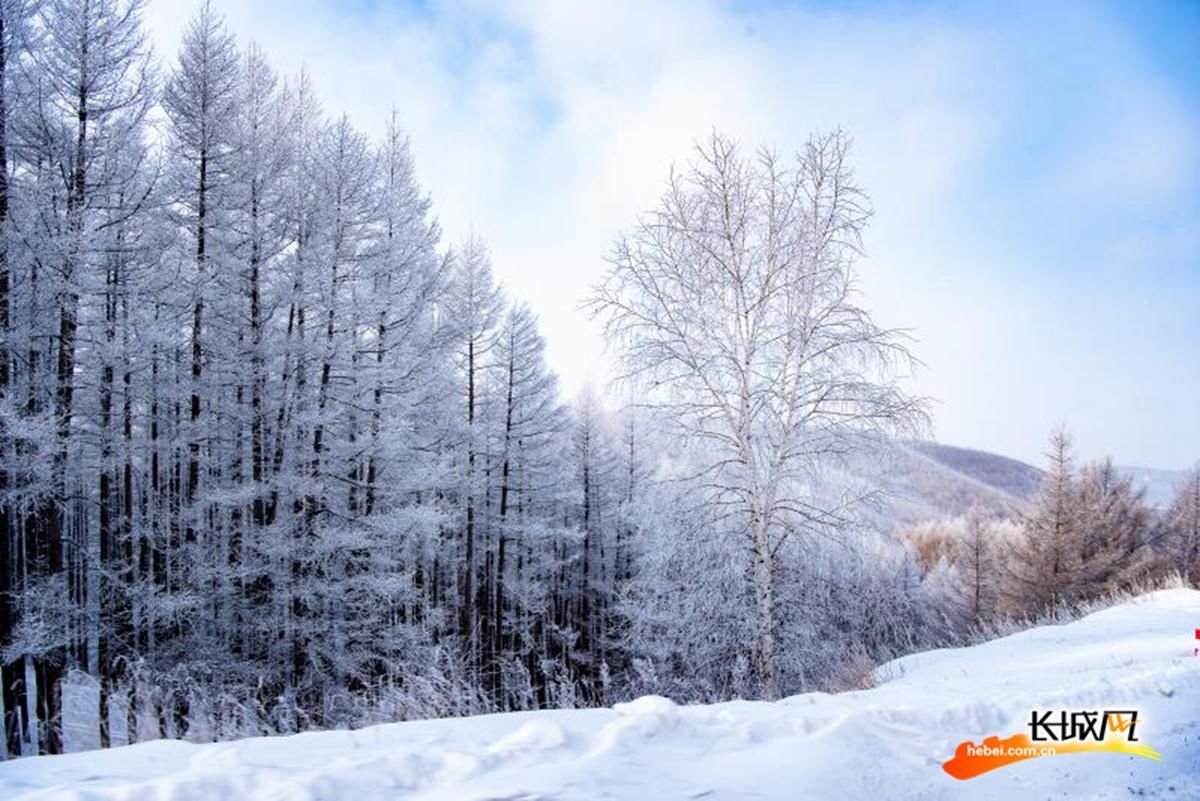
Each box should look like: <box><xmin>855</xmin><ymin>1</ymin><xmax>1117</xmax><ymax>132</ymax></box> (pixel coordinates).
<box><xmin>943</xmin><ymin>708</ymin><xmax>1161</xmax><ymax>780</ymax></box>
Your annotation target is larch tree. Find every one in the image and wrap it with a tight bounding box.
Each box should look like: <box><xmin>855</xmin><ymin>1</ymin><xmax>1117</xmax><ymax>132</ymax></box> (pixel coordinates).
<box><xmin>229</xmin><ymin>42</ymin><xmax>292</xmax><ymax>541</ymax></box>
<box><xmin>1075</xmin><ymin>457</ymin><xmax>1153</xmax><ymax>595</ymax></box>
<box><xmin>488</xmin><ymin>303</ymin><xmax>568</xmax><ymax>705</ymax></box>
<box><xmin>954</xmin><ymin>505</ymin><xmax>999</xmax><ymax>627</ymax></box>
<box><xmin>568</xmin><ymin>387</ymin><xmax>620</xmax><ymax>701</ymax></box>
<box><xmin>297</xmin><ymin>113</ymin><xmax>381</xmax><ymax>708</ymax></box>
<box><xmin>0</xmin><ymin>0</ymin><xmax>37</xmax><ymax>759</ymax></box>
<box><xmin>18</xmin><ymin>0</ymin><xmax>152</xmax><ymax>753</ymax></box>
<box><xmin>161</xmin><ymin>0</ymin><xmax>239</xmax><ymax>574</ymax></box>
<box><xmin>1166</xmin><ymin>464</ymin><xmax>1200</xmax><ymax>584</ymax></box>
<box><xmin>1006</xmin><ymin>429</ymin><xmax>1085</xmax><ymax>616</ymax></box>
<box><xmin>445</xmin><ymin>235</ymin><xmax>503</xmax><ymax>675</ymax></box>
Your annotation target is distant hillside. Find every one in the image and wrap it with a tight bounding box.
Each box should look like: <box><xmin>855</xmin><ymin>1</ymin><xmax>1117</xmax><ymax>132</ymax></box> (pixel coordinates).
<box><xmin>1117</xmin><ymin>465</ymin><xmax>1187</xmax><ymax>508</ymax></box>
<box><xmin>827</xmin><ymin>441</ymin><xmax>1033</xmax><ymax>531</ymax></box>
<box><xmin>906</xmin><ymin>440</ymin><xmax>1043</xmax><ymax>500</ymax></box>
<box><xmin>809</xmin><ymin>441</ymin><xmax>1182</xmax><ymax>533</ymax></box>
<box><xmin>896</xmin><ymin>442</ymin><xmax>1184</xmax><ymax>513</ymax></box>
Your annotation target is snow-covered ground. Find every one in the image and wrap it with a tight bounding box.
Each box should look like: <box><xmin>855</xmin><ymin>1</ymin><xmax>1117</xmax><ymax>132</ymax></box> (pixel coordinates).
<box><xmin>3</xmin><ymin>588</ymin><xmax>1198</xmax><ymax>800</ymax></box>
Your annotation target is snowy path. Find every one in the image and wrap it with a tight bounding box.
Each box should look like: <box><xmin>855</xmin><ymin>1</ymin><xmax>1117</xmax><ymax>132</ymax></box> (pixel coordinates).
<box><xmin>2</xmin><ymin>588</ymin><xmax>1198</xmax><ymax>800</ymax></box>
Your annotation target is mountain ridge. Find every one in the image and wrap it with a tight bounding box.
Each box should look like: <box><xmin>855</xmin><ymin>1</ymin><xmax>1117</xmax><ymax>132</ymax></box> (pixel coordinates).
<box><xmin>898</xmin><ymin>440</ymin><xmax>1186</xmax><ymax>514</ymax></box>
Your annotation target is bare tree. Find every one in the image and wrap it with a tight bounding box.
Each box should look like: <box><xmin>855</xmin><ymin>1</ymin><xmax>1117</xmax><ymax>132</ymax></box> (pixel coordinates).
<box><xmin>162</xmin><ymin>0</ymin><xmax>239</xmax><ymax>555</ymax></box>
<box><xmin>955</xmin><ymin>505</ymin><xmax>999</xmax><ymax>627</ymax></box>
<box><xmin>589</xmin><ymin>131</ymin><xmax>925</xmax><ymax>698</ymax></box>
<box><xmin>1075</xmin><ymin>457</ymin><xmax>1153</xmax><ymax>594</ymax></box>
<box><xmin>446</xmin><ymin>236</ymin><xmax>503</xmax><ymax>674</ymax></box>
<box><xmin>20</xmin><ymin>0</ymin><xmax>153</xmax><ymax>753</ymax></box>
<box><xmin>0</xmin><ymin>0</ymin><xmax>36</xmax><ymax>759</ymax></box>
<box><xmin>1166</xmin><ymin>464</ymin><xmax>1200</xmax><ymax>584</ymax></box>
<box><xmin>1006</xmin><ymin>429</ymin><xmax>1085</xmax><ymax>616</ymax></box>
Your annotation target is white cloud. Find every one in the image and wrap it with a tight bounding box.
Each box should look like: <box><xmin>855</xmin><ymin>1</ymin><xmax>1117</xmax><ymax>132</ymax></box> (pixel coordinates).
<box><xmin>141</xmin><ymin>0</ymin><xmax>1200</xmax><ymax>468</ymax></box>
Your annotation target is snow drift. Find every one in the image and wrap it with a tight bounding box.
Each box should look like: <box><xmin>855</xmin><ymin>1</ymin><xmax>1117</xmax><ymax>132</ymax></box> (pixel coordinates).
<box><xmin>2</xmin><ymin>588</ymin><xmax>1198</xmax><ymax>800</ymax></box>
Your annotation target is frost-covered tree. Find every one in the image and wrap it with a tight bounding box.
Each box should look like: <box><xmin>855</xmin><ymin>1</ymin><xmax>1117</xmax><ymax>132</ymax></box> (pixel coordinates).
<box><xmin>0</xmin><ymin>0</ymin><xmax>38</xmax><ymax>758</ymax></box>
<box><xmin>1006</xmin><ymin>434</ymin><xmax>1160</xmax><ymax>618</ymax></box>
<box><xmin>566</xmin><ymin>387</ymin><xmax>621</xmax><ymax>699</ymax></box>
<box><xmin>1075</xmin><ymin>458</ymin><xmax>1153</xmax><ymax>595</ymax></box>
<box><xmin>11</xmin><ymin>0</ymin><xmax>153</xmax><ymax>753</ymax></box>
<box><xmin>486</xmin><ymin>304</ymin><xmax>570</xmax><ymax>704</ymax></box>
<box><xmin>445</xmin><ymin>235</ymin><xmax>503</xmax><ymax>672</ymax></box>
<box><xmin>1166</xmin><ymin>464</ymin><xmax>1200</xmax><ymax>584</ymax></box>
<box><xmin>1006</xmin><ymin>429</ymin><xmax>1084</xmax><ymax>615</ymax></box>
<box><xmin>590</xmin><ymin>131</ymin><xmax>925</xmax><ymax>698</ymax></box>
<box><xmin>954</xmin><ymin>506</ymin><xmax>1000</xmax><ymax>627</ymax></box>
<box><xmin>162</xmin><ymin>0</ymin><xmax>239</xmax><ymax>558</ymax></box>
<box><xmin>620</xmin><ymin>443</ymin><xmax>944</xmax><ymax>699</ymax></box>
<box><xmin>229</xmin><ymin>43</ymin><xmax>292</xmax><ymax>535</ymax></box>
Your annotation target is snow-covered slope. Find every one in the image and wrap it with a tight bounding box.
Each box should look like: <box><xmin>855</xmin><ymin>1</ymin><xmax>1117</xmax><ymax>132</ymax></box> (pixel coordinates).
<box><xmin>3</xmin><ymin>589</ymin><xmax>1198</xmax><ymax>800</ymax></box>
<box><xmin>906</xmin><ymin>440</ymin><xmax>1044</xmax><ymax>501</ymax></box>
<box><xmin>818</xmin><ymin>441</ymin><xmax>1030</xmax><ymax>532</ymax></box>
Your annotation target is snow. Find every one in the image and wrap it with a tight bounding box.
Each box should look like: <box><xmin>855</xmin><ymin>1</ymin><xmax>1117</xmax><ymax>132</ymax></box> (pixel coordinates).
<box><xmin>3</xmin><ymin>589</ymin><xmax>1198</xmax><ymax>800</ymax></box>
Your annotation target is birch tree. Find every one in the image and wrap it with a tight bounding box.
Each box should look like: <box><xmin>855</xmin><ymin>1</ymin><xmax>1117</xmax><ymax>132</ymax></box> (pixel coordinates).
<box><xmin>590</xmin><ymin>131</ymin><xmax>925</xmax><ymax>698</ymax></box>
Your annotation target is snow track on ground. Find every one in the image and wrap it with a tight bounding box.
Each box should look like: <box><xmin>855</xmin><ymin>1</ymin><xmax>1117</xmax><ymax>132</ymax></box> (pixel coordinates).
<box><xmin>3</xmin><ymin>588</ymin><xmax>1198</xmax><ymax>800</ymax></box>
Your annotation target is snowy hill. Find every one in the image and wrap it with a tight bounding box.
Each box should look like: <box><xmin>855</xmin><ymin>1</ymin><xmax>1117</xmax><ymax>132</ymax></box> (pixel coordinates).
<box><xmin>906</xmin><ymin>440</ymin><xmax>1044</xmax><ymax>501</ymax></box>
<box><xmin>842</xmin><ymin>440</ymin><xmax>1033</xmax><ymax>529</ymax></box>
<box><xmin>3</xmin><ymin>589</ymin><xmax>1197</xmax><ymax>800</ymax></box>
<box><xmin>876</xmin><ymin>442</ymin><xmax>1188</xmax><ymax>523</ymax></box>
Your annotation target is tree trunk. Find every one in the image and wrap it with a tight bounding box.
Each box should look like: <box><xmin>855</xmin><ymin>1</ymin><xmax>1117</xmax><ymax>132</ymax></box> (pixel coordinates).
<box><xmin>751</xmin><ymin>511</ymin><xmax>778</xmax><ymax>700</ymax></box>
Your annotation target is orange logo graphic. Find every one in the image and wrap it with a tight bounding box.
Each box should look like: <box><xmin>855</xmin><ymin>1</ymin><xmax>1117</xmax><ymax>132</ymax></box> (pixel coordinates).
<box><xmin>943</xmin><ymin>709</ymin><xmax>1161</xmax><ymax>780</ymax></box>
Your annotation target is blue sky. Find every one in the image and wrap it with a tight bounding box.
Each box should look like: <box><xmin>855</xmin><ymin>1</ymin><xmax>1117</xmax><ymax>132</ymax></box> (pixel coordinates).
<box><xmin>144</xmin><ymin>0</ymin><xmax>1200</xmax><ymax>469</ymax></box>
